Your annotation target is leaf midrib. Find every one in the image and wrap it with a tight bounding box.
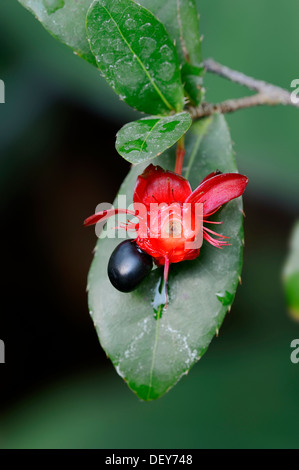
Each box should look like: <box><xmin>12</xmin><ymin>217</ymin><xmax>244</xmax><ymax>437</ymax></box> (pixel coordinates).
<box><xmin>147</xmin><ymin>303</ymin><xmax>163</xmax><ymax>400</ymax></box>
<box><xmin>138</xmin><ymin>119</ymin><xmax>161</xmax><ymax>158</ymax></box>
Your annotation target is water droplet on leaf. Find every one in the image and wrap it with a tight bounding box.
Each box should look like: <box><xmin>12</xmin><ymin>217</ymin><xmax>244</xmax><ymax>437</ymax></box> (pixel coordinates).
<box><xmin>159</xmin><ymin>44</ymin><xmax>174</xmax><ymax>60</ymax></box>
<box><xmin>139</xmin><ymin>37</ymin><xmax>157</xmax><ymax>58</ymax></box>
<box><xmin>120</xmin><ymin>138</ymin><xmax>147</xmax><ymax>153</ymax></box>
<box><xmin>101</xmin><ymin>52</ymin><xmax>114</xmax><ymax>64</ymax></box>
<box><xmin>125</xmin><ymin>18</ymin><xmax>137</xmax><ymax>30</ymax></box>
<box><xmin>157</xmin><ymin>61</ymin><xmax>176</xmax><ymax>81</ymax></box>
<box><xmin>114</xmin><ymin>57</ymin><xmax>143</xmax><ymax>87</ymax></box>
<box><xmin>159</xmin><ymin>121</ymin><xmax>180</xmax><ymax>133</ymax></box>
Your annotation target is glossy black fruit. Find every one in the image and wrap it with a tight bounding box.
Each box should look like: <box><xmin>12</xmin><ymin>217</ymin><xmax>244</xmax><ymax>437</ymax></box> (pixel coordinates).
<box><xmin>108</xmin><ymin>240</ymin><xmax>153</xmax><ymax>293</ymax></box>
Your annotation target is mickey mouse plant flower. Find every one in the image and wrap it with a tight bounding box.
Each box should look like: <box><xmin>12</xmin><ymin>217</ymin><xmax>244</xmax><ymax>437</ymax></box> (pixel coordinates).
<box><xmin>84</xmin><ymin>164</ymin><xmax>248</xmax><ymax>305</ymax></box>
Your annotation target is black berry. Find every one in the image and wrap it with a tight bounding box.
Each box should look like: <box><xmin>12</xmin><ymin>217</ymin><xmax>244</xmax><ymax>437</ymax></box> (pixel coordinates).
<box><xmin>108</xmin><ymin>240</ymin><xmax>153</xmax><ymax>292</ymax></box>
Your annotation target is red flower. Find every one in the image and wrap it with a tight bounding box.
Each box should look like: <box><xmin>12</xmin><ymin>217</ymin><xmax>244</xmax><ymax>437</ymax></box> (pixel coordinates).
<box><xmin>84</xmin><ymin>164</ymin><xmax>248</xmax><ymax>301</ymax></box>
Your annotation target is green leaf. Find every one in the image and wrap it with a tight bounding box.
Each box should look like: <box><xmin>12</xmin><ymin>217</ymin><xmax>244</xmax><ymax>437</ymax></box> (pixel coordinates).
<box><xmin>181</xmin><ymin>63</ymin><xmax>205</xmax><ymax>105</ymax></box>
<box><xmin>86</xmin><ymin>0</ymin><xmax>184</xmax><ymax>115</ymax></box>
<box><xmin>87</xmin><ymin>114</ymin><xmax>244</xmax><ymax>400</ymax></box>
<box><xmin>18</xmin><ymin>0</ymin><xmax>96</xmax><ymax>65</ymax></box>
<box><xmin>283</xmin><ymin>221</ymin><xmax>299</xmax><ymax>320</ymax></box>
<box><xmin>138</xmin><ymin>0</ymin><xmax>204</xmax><ymax>105</ymax></box>
<box><xmin>115</xmin><ymin>112</ymin><xmax>192</xmax><ymax>164</ymax></box>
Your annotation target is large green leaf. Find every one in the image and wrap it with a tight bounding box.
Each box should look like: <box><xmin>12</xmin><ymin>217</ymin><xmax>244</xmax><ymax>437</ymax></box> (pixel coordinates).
<box><xmin>139</xmin><ymin>0</ymin><xmax>204</xmax><ymax>105</ymax></box>
<box><xmin>86</xmin><ymin>0</ymin><xmax>184</xmax><ymax>115</ymax></box>
<box><xmin>115</xmin><ymin>112</ymin><xmax>192</xmax><ymax>164</ymax></box>
<box><xmin>18</xmin><ymin>0</ymin><xmax>96</xmax><ymax>65</ymax></box>
<box><xmin>283</xmin><ymin>221</ymin><xmax>299</xmax><ymax>320</ymax></box>
<box><xmin>88</xmin><ymin>114</ymin><xmax>244</xmax><ymax>400</ymax></box>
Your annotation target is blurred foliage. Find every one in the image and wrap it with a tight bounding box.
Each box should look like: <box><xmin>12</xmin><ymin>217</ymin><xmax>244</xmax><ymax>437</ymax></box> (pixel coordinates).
<box><xmin>197</xmin><ymin>0</ymin><xmax>299</xmax><ymax>208</ymax></box>
<box><xmin>0</xmin><ymin>0</ymin><xmax>299</xmax><ymax>449</ymax></box>
<box><xmin>283</xmin><ymin>221</ymin><xmax>299</xmax><ymax>320</ymax></box>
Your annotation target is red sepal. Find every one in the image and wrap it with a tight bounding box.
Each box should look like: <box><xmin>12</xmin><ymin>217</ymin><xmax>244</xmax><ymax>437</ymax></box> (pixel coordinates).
<box><xmin>186</xmin><ymin>173</ymin><xmax>248</xmax><ymax>216</ymax></box>
<box><xmin>84</xmin><ymin>208</ymin><xmax>136</xmax><ymax>227</ymax></box>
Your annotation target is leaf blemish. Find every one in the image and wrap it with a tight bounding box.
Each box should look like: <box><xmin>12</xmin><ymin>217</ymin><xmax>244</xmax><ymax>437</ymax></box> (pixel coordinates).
<box><xmin>160</xmin><ymin>121</ymin><xmax>180</xmax><ymax>133</ymax></box>
<box><xmin>43</xmin><ymin>0</ymin><xmax>65</xmax><ymax>15</ymax></box>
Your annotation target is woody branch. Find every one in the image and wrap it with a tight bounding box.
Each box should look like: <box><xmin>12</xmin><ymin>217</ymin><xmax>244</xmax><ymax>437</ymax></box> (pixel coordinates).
<box><xmin>189</xmin><ymin>58</ymin><xmax>299</xmax><ymax>119</ymax></box>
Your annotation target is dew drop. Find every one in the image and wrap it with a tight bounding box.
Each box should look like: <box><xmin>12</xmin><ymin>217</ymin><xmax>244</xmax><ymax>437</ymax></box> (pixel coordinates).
<box><xmin>159</xmin><ymin>121</ymin><xmax>179</xmax><ymax>133</ymax></box>
<box><xmin>102</xmin><ymin>19</ymin><xmax>113</xmax><ymax>33</ymax></box>
<box><xmin>120</xmin><ymin>138</ymin><xmax>147</xmax><ymax>153</ymax></box>
<box><xmin>99</xmin><ymin>37</ymin><xmax>110</xmax><ymax>49</ymax></box>
<box><xmin>140</xmin><ymin>22</ymin><xmax>152</xmax><ymax>31</ymax></box>
<box><xmin>125</xmin><ymin>18</ymin><xmax>137</xmax><ymax>30</ymax></box>
<box><xmin>157</xmin><ymin>61</ymin><xmax>176</xmax><ymax>81</ymax></box>
<box><xmin>160</xmin><ymin>44</ymin><xmax>174</xmax><ymax>60</ymax></box>
<box><xmin>101</xmin><ymin>52</ymin><xmax>114</xmax><ymax>64</ymax></box>
<box><xmin>139</xmin><ymin>37</ymin><xmax>156</xmax><ymax>58</ymax></box>
<box><xmin>114</xmin><ymin>56</ymin><xmax>143</xmax><ymax>87</ymax></box>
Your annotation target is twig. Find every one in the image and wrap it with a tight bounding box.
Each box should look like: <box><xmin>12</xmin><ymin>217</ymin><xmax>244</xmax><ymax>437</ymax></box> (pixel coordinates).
<box><xmin>189</xmin><ymin>58</ymin><xmax>299</xmax><ymax>119</ymax></box>
<box><xmin>174</xmin><ymin>135</ymin><xmax>185</xmax><ymax>175</ymax></box>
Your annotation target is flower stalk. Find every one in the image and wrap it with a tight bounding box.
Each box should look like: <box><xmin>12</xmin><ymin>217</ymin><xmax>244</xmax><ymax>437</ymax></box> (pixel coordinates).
<box><xmin>174</xmin><ymin>135</ymin><xmax>186</xmax><ymax>175</ymax></box>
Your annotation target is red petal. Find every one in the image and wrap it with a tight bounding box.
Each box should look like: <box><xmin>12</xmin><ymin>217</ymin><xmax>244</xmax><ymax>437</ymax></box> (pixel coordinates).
<box><xmin>83</xmin><ymin>208</ymin><xmax>136</xmax><ymax>226</ymax></box>
<box><xmin>133</xmin><ymin>164</ymin><xmax>192</xmax><ymax>208</ymax></box>
<box><xmin>200</xmin><ymin>169</ymin><xmax>222</xmax><ymax>184</ymax></box>
<box><xmin>186</xmin><ymin>173</ymin><xmax>248</xmax><ymax>215</ymax></box>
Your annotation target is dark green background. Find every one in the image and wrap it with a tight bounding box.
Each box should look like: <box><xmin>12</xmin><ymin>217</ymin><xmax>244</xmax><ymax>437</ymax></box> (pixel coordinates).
<box><xmin>0</xmin><ymin>0</ymin><xmax>298</xmax><ymax>448</ymax></box>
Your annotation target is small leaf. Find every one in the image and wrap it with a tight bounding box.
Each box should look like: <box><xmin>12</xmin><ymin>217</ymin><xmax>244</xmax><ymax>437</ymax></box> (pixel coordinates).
<box><xmin>283</xmin><ymin>221</ymin><xmax>299</xmax><ymax>320</ymax></box>
<box><xmin>176</xmin><ymin>0</ymin><xmax>204</xmax><ymax>104</ymax></box>
<box><xmin>181</xmin><ymin>63</ymin><xmax>205</xmax><ymax>105</ymax></box>
<box><xmin>86</xmin><ymin>0</ymin><xmax>184</xmax><ymax>115</ymax></box>
<box><xmin>88</xmin><ymin>114</ymin><xmax>244</xmax><ymax>400</ymax></box>
<box><xmin>115</xmin><ymin>112</ymin><xmax>192</xmax><ymax>164</ymax></box>
<box><xmin>139</xmin><ymin>0</ymin><xmax>204</xmax><ymax>105</ymax></box>
<box><xmin>18</xmin><ymin>0</ymin><xmax>96</xmax><ymax>65</ymax></box>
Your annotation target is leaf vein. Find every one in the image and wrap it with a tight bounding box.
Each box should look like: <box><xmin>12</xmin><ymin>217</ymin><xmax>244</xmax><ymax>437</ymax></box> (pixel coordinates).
<box><xmin>147</xmin><ymin>305</ymin><xmax>162</xmax><ymax>400</ymax></box>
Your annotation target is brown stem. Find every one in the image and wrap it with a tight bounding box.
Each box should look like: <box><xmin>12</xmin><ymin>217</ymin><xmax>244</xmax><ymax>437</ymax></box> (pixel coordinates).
<box><xmin>174</xmin><ymin>136</ymin><xmax>185</xmax><ymax>175</ymax></box>
<box><xmin>188</xmin><ymin>58</ymin><xmax>299</xmax><ymax>119</ymax></box>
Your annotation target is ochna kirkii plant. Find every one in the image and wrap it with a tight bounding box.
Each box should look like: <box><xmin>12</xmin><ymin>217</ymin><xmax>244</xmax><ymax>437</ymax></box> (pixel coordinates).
<box><xmin>18</xmin><ymin>0</ymin><xmax>299</xmax><ymax>400</ymax></box>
